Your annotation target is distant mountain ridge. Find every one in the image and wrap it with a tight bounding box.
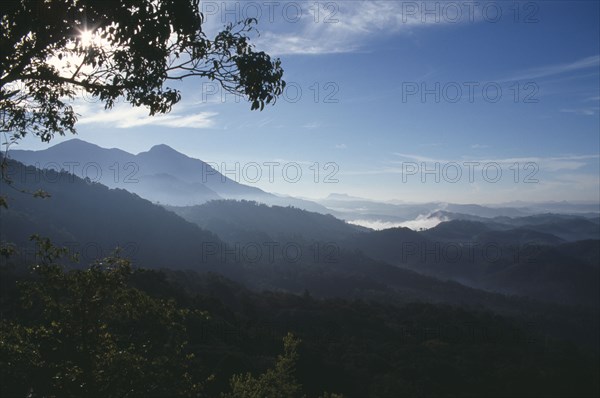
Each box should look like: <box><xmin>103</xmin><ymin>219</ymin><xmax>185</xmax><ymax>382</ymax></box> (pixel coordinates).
<box><xmin>1</xmin><ymin>157</ymin><xmax>551</xmax><ymax>311</ymax></box>
<box><xmin>9</xmin><ymin>139</ymin><xmax>329</xmax><ymax>212</ymax></box>
<box><xmin>343</xmin><ymin>216</ymin><xmax>600</xmax><ymax>306</ymax></box>
<box><xmin>167</xmin><ymin>199</ymin><xmax>599</xmax><ymax>307</ymax></box>
<box><xmin>12</xmin><ymin>140</ymin><xmax>599</xmax><ymax>227</ymax></box>
<box><xmin>428</xmin><ymin>212</ymin><xmax>600</xmax><ymax>242</ymax></box>
<box><xmin>316</xmin><ymin>195</ymin><xmax>599</xmax><ymax>229</ymax></box>
<box><xmin>0</xmin><ymin>156</ymin><xmax>224</xmax><ymax>270</ymax></box>
<box><xmin>167</xmin><ymin>200</ymin><xmax>369</xmax><ymax>244</ymax></box>
<box><xmin>2</xmin><ymin>156</ymin><xmax>598</xmax><ymax>307</ymax></box>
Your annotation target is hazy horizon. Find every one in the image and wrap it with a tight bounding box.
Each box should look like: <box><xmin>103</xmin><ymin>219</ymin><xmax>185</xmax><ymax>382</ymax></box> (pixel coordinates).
<box><xmin>8</xmin><ymin>137</ymin><xmax>600</xmax><ymax>205</ymax></box>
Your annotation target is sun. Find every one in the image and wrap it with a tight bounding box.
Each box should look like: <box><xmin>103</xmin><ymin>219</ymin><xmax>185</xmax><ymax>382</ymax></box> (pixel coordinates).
<box><xmin>79</xmin><ymin>29</ymin><xmax>94</xmax><ymax>47</ymax></box>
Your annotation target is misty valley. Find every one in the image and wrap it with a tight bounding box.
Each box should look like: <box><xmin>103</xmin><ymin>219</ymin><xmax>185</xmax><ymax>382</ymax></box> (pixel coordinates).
<box><xmin>1</xmin><ymin>140</ymin><xmax>598</xmax><ymax>397</ymax></box>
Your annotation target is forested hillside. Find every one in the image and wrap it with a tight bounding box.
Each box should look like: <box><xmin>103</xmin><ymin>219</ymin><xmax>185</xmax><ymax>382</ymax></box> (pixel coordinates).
<box><xmin>1</xmin><ymin>251</ymin><xmax>598</xmax><ymax>398</ymax></box>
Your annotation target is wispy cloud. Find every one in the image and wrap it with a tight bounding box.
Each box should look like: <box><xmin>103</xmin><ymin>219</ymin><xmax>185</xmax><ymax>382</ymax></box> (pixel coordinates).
<box><xmin>199</xmin><ymin>1</ymin><xmax>496</xmax><ymax>56</ymax></box>
<box><xmin>249</xmin><ymin>1</ymin><xmax>480</xmax><ymax>55</ymax></box>
<box><xmin>342</xmin><ymin>153</ymin><xmax>599</xmax><ymax>176</ymax></box>
<box><xmin>77</xmin><ymin>102</ymin><xmax>217</xmax><ymax>129</ymax></box>
<box><xmin>392</xmin><ymin>153</ymin><xmax>599</xmax><ymax>172</ymax></box>
<box><xmin>560</xmin><ymin>107</ymin><xmax>599</xmax><ymax>116</ymax></box>
<box><xmin>503</xmin><ymin>55</ymin><xmax>600</xmax><ymax>81</ymax></box>
<box><xmin>303</xmin><ymin>122</ymin><xmax>321</xmax><ymax>129</ymax></box>
<box><xmin>341</xmin><ymin>152</ymin><xmax>599</xmax><ymax>203</ymax></box>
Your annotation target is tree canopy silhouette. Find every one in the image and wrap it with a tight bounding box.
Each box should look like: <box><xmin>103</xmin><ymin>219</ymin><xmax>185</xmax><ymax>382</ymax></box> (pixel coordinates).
<box><xmin>0</xmin><ymin>0</ymin><xmax>285</xmax><ymax>142</ymax></box>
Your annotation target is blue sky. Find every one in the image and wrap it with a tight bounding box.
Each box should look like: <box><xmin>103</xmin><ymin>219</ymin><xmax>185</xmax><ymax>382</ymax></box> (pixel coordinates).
<box><xmin>11</xmin><ymin>1</ymin><xmax>600</xmax><ymax>203</ymax></box>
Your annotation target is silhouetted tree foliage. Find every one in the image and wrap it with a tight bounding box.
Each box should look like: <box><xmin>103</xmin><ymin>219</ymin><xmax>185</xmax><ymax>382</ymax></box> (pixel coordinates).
<box><xmin>0</xmin><ymin>0</ymin><xmax>285</xmax><ymax>143</ymax></box>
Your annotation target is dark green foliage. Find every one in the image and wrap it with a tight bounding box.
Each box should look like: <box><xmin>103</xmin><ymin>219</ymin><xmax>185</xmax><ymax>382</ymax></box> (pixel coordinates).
<box><xmin>137</xmin><ymin>270</ymin><xmax>600</xmax><ymax>398</ymax></box>
<box><xmin>0</xmin><ymin>240</ymin><xmax>341</xmax><ymax>397</ymax></box>
<box><xmin>222</xmin><ymin>333</ymin><xmax>303</xmax><ymax>398</ymax></box>
<box><xmin>1</xmin><ymin>248</ymin><xmax>598</xmax><ymax>398</ymax></box>
<box><xmin>0</xmin><ymin>251</ymin><xmax>204</xmax><ymax>397</ymax></box>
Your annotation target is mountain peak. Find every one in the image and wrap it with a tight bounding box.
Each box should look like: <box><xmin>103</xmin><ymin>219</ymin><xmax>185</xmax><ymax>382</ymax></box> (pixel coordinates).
<box><xmin>53</xmin><ymin>138</ymin><xmax>102</xmax><ymax>150</ymax></box>
<box><xmin>147</xmin><ymin>144</ymin><xmax>181</xmax><ymax>155</ymax></box>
